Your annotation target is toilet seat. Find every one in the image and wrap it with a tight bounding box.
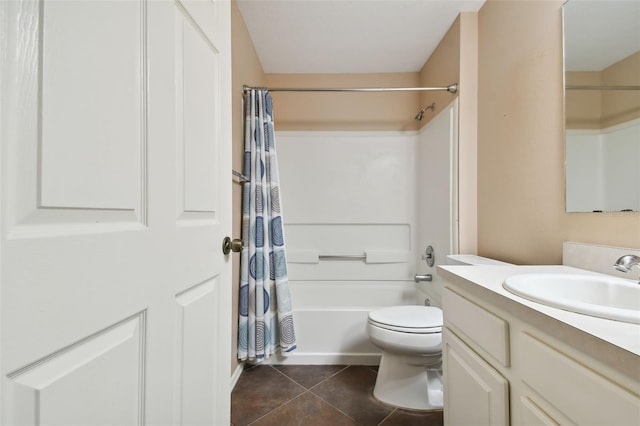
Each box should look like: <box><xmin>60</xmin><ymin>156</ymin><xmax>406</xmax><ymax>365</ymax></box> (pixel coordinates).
<box><xmin>368</xmin><ymin>306</ymin><xmax>442</xmax><ymax>334</ymax></box>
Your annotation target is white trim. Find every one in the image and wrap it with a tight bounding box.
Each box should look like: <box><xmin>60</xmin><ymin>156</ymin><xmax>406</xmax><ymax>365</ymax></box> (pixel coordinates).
<box><xmin>230</xmin><ymin>363</ymin><xmax>244</xmax><ymax>391</ymax></box>
<box><xmin>0</xmin><ymin>2</ymin><xmax>5</xmax><ymax>415</ymax></box>
<box><xmin>261</xmin><ymin>353</ymin><xmax>381</xmax><ymax>366</ymax></box>
<box><xmin>449</xmin><ymin>100</ymin><xmax>460</xmax><ymax>256</ymax></box>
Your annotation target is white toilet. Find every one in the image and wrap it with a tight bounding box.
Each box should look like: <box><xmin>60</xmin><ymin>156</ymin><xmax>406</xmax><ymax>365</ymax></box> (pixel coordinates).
<box><xmin>366</xmin><ymin>305</ymin><xmax>443</xmax><ymax>411</ymax></box>
<box><xmin>367</xmin><ymin>255</ymin><xmax>513</xmax><ymax>410</ymax></box>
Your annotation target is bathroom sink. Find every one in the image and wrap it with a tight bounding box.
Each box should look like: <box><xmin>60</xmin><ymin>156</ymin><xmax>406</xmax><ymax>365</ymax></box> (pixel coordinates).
<box><xmin>503</xmin><ymin>273</ymin><xmax>640</xmax><ymax>324</ymax></box>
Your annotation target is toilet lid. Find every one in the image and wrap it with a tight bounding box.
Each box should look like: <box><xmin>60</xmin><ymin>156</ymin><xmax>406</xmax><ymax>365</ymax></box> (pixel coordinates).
<box><xmin>368</xmin><ymin>306</ymin><xmax>442</xmax><ymax>333</ymax></box>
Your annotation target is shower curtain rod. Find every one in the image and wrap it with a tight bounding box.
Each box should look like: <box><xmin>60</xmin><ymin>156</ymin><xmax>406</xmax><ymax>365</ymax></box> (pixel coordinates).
<box><xmin>242</xmin><ymin>83</ymin><xmax>458</xmax><ymax>94</ymax></box>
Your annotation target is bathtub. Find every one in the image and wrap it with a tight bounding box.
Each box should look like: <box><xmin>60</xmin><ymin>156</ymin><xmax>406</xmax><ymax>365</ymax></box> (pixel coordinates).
<box><xmin>264</xmin><ymin>279</ymin><xmax>423</xmax><ymax>365</ymax></box>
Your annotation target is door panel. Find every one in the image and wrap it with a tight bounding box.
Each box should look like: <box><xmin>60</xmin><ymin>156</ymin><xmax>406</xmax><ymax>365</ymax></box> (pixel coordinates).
<box><xmin>2</xmin><ymin>0</ymin><xmax>145</xmax><ymax>236</ymax></box>
<box><xmin>1</xmin><ymin>0</ymin><xmax>231</xmax><ymax>424</ymax></box>
<box><xmin>174</xmin><ymin>279</ymin><xmax>218</xmax><ymax>426</ymax></box>
<box><xmin>176</xmin><ymin>6</ymin><xmax>221</xmax><ymax>217</ymax></box>
<box><xmin>7</xmin><ymin>313</ymin><xmax>145</xmax><ymax>426</ymax></box>
<box><xmin>40</xmin><ymin>0</ymin><xmax>143</xmax><ymax>210</ymax></box>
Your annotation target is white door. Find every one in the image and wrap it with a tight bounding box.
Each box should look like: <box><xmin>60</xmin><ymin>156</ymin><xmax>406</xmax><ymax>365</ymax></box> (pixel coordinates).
<box><xmin>0</xmin><ymin>0</ymin><xmax>232</xmax><ymax>424</ymax></box>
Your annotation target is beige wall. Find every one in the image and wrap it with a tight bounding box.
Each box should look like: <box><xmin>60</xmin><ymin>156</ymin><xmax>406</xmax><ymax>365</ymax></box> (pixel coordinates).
<box><xmin>418</xmin><ymin>13</ymin><xmax>479</xmax><ymax>255</ymax></box>
<box><xmin>264</xmin><ymin>73</ymin><xmax>421</xmax><ymax>131</ymax></box>
<box><xmin>565</xmin><ymin>71</ymin><xmax>602</xmax><ymax>129</ymax></box>
<box><xmin>231</xmin><ymin>0</ymin><xmax>265</xmax><ymax>375</ymax></box>
<box><xmin>457</xmin><ymin>13</ymin><xmax>479</xmax><ymax>256</ymax></box>
<box><xmin>566</xmin><ymin>51</ymin><xmax>640</xmax><ymax>129</ymax></box>
<box><xmin>477</xmin><ymin>0</ymin><xmax>640</xmax><ymax>265</ymax></box>
<box><xmin>418</xmin><ymin>17</ymin><xmax>460</xmax><ymax>128</ymax></box>
<box><xmin>602</xmin><ymin>50</ymin><xmax>640</xmax><ymax>127</ymax></box>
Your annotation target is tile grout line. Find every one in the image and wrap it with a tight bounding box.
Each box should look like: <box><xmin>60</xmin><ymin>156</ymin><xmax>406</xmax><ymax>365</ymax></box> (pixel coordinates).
<box><xmin>376</xmin><ymin>407</ymin><xmax>398</xmax><ymax>426</ymax></box>
<box><xmin>273</xmin><ymin>364</ymin><xmax>351</xmax><ymax>391</ymax></box>
<box><xmin>307</xmin><ymin>387</ymin><xmax>363</xmax><ymax>425</ymax></box>
<box><xmin>246</xmin><ymin>389</ymin><xmax>312</xmax><ymax>426</ymax></box>
<box><xmin>276</xmin><ymin>365</ymin><xmax>363</xmax><ymax>424</ymax></box>
<box><xmin>305</xmin><ymin>365</ymin><xmax>351</xmax><ymax>391</ymax></box>
<box><xmin>270</xmin><ymin>364</ymin><xmax>309</xmax><ymax>388</ymax></box>
<box><xmin>236</xmin><ymin>365</ymin><xmax>307</xmax><ymax>426</ymax></box>
<box><xmin>306</xmin><ymin>366</ymin><xmax>379</xmax><ymax>425</ymax></box>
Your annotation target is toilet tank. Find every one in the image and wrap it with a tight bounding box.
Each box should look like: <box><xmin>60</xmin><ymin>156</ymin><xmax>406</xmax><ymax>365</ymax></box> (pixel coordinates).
<box><xmin>446</xmin><ymin>254</ymin><xmax>514</xmax><ymax>266</ymax></box>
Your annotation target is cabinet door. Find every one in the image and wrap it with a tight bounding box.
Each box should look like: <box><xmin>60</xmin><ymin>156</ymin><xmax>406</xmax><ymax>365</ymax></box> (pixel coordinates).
<box><xmin>444</xmin><ymin>328</ymin><xmax>509</xmax><ymax>426</ymax></box>
<box><xmin>518</xmin><ymin>396</ymin><xmax>561</xmax><ymax>426</ymax></box>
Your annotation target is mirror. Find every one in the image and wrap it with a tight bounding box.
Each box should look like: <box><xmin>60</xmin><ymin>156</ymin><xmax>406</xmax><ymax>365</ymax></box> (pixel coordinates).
<box><xmin>564</xmin><ymin>0</ymin><xmax>640</xmax><ymax>213</ymax></box>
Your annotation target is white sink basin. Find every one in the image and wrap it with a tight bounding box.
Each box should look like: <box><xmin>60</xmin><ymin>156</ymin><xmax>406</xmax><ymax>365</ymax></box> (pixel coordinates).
<box><xmin>503</xmin><ymin>273</ymin><xmax>640</xmax><ymax>324</ymax></box>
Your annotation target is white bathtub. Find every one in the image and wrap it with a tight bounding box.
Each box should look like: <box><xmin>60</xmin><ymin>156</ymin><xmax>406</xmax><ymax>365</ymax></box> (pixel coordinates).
<box><xmin>264</xmin><ymin>280</ymin><xmax>423</xmax><ymax>365</ymax></box>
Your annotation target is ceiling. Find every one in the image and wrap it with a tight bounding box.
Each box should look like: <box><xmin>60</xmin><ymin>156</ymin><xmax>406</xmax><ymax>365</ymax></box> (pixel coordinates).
<box><xmin>236</xmin><ymin>0</ymin><xmax>486</xmax><ymax>74</ymax></box>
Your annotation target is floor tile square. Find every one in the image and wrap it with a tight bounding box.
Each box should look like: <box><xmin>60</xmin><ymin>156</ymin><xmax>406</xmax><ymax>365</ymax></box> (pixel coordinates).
<box><xmin>310</xmin><ymin>365</ymin><xmax>393</xmax><ymax>426</ymax></box>
<box><xmin>231</xmin><ymin>365</ymin><xmax>305</xmax><ymax>426</ymax></box>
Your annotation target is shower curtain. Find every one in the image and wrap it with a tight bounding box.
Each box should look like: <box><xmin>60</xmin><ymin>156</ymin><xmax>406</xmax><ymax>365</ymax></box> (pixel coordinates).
<box><xmin>238</xmin><ymin>90</ymin><xmax>296</xmax><ymax>362</ymax></box>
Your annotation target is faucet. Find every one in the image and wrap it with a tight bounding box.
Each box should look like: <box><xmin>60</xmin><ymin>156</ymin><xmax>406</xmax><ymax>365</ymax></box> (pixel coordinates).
<box><xmin>414</xmin><ymin>274</ymin><xmax>433</xmax><ymax>283</ymax></box>
<box><xmin>613</xmin><ymin>255</ymin><xmax>640</xmax><ymax>284</ymax></box>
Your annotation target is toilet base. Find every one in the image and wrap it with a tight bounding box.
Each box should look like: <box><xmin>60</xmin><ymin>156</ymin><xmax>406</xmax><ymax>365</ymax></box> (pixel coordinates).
<box><xmin>373</xmin><ymin>352</ymin><xmax>443</xmax><ymax>411</ymax></box>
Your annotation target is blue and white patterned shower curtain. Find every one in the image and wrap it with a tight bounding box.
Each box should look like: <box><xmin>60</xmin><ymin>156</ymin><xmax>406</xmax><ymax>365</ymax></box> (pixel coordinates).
<box><xmin>238</xmin><ymin>90</ymin><xmax>296</xmax><ymax>362</ymax></box>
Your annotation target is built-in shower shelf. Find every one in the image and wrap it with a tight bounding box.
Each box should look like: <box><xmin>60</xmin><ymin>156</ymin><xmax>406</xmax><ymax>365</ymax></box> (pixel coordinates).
<box><xmin>288</xmin><ymin>250</ymin><xmax>409</xmax><ymax>264</ymax></box>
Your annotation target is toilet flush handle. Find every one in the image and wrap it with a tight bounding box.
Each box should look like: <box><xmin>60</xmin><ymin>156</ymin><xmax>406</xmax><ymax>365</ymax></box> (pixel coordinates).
<box><xmin>414</xmin><ymin>274</ymin><xmax>433</xmax><ymax>282</ymax></box>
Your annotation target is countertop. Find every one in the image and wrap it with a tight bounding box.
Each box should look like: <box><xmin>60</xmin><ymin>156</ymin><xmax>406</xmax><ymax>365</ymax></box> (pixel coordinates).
<box><xmin>437</xmin><ymin>264</ymin><xmax>640</xmax><ymax>357</ymax></box>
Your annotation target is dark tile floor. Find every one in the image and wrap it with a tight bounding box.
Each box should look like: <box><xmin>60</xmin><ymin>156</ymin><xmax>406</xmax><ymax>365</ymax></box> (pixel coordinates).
<box><xmin>231</xmin><ymin>365</ymin><xmax>444</xmax><ymax>426</ymax></box>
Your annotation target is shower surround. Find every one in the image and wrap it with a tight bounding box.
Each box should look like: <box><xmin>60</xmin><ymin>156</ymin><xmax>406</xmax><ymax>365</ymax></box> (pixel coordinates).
<box><xmin>264</xmin><ymin>102</ymin><xmax>458</xmax><ymax>365</ymax></box>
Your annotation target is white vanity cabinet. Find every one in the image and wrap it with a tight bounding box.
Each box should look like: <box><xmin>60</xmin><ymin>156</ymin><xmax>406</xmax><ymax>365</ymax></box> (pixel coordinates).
<box><xmin>513</xmin><ymin>331</ymin><xmax>640</xmax><ymax>425</ymax></box>
<box><xmin>442</xmin><ymin>280</ymin><xmax>640</xmax><ymax>426</ymax></box>
<box><xmin>443</xmin><ymin>329</ymin><xmax>509</xmax><ymax>426</ymax></box>
<box><xmin>443</xmin><ymin>288</ymin><xmax>510</xmax><ymax>426</ymax></box>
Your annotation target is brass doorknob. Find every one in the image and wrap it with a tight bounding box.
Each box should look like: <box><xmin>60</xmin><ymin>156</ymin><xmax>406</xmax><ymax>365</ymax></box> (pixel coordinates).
<box><xmin>222</xmin><ymin>237</ymin><xmax>243</xmax><ymax>255</ymax></box>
